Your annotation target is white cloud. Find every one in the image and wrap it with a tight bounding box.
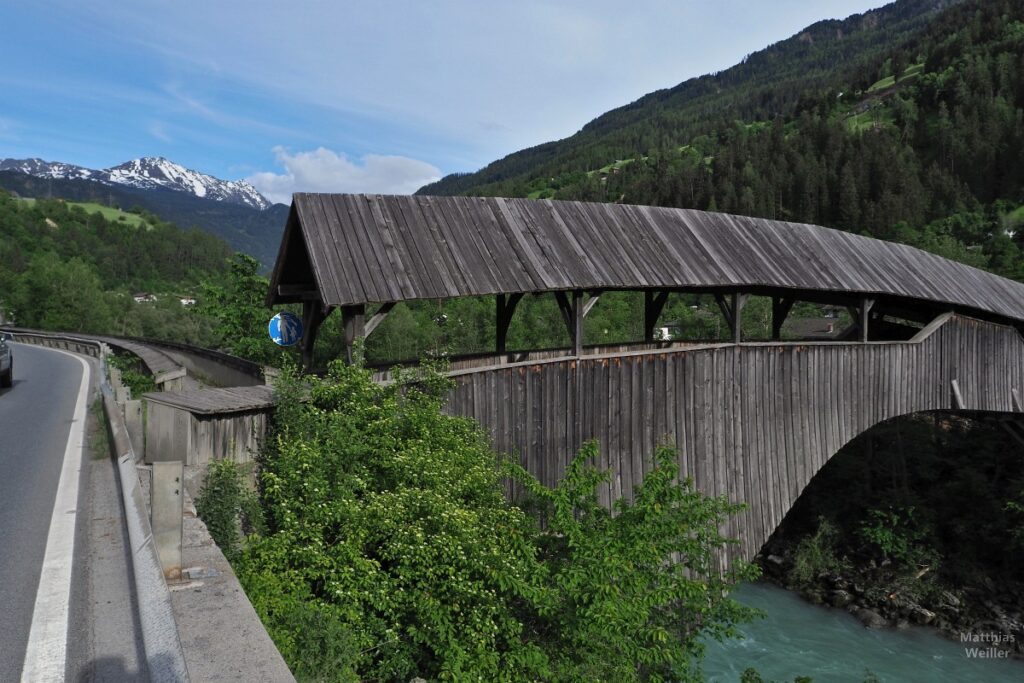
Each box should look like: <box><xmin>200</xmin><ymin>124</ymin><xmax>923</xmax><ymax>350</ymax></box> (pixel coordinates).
<box><xmin>148</xmin><ymin>120</ymin><xmax>172</xmax><ymax>143</ymax></box>
<box><xmin>247</xmin><ymin>146</ymin><xmax>441</xmax><ymax>204</ymax></box>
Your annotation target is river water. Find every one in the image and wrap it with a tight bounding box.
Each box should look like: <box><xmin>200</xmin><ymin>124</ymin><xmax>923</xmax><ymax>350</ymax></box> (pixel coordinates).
<box><xmin>701</xmin><ymin>582</ymin><xmax>1024</xmax><ymax>682</ymax></box>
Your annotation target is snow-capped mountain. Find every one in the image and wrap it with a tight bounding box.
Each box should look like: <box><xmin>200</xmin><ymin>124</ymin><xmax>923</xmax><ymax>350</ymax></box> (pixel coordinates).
<box><xmin>0</xmin><ymin>156</ymin><xmax>271</xmax><ymax>210</ymax></box>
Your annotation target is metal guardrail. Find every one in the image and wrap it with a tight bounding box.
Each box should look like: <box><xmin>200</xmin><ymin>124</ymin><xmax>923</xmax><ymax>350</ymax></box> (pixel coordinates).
<box><xmin>10</xmin><ymin>332</ymin><xmax>191</xmax><ymax>682</ymax></box>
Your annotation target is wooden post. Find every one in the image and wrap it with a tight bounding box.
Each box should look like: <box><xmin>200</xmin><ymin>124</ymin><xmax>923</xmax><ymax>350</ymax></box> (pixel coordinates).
<box><xmin>860</xmin><ymin>297</ymin><xmax>875</xmax><ymax>343</ymax></box>
<box><xmin>342</xmin><ymin>304</ymin><xmax>366</xmax><ymax>365</ymax></box>
<box><xmin>643</xmin><ymin>290</ymin><xmax>670</xmax><ymax>342</ymax></box>
<box><xmin>300</xmin><ymin>300</ymin><xmax>326</xmax><ymax>371</ymax></box>
<box><xmin>772</xmin><ymin>297</ymin><xmax>795</xmax><ymax>340</ymax></box>
<box><xmin>572</xmin><ymin>289</ymin><xmax>584</xmax><ymax>357</ymax></box>
<box><xmin>496</xmin><ymin>293</ymin><xmax>523</xmax><ymax>354</ymax></box>
<box><xmin>732</xmin><ymin>292</ymin><xmax>748</xmax><ymax>344</ymax></box>
<box><xmin>713</xmin><ymin>292</ymin><xmax>747</xmax><ymax>342</ymax></box>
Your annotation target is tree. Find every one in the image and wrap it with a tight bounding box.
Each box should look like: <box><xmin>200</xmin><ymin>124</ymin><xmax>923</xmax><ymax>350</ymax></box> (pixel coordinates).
<box><xmin>232</xmin><ymin>362</ymin><xmax>759</xmax><ymax>682</ymax></box>
<box><xmin>196</xmin><ymin>253</ymin><xmax>291</xmax><ymax>365</ymax></box>
<box><xmin>11</xmin><ymin>252</ymin><xmax>112</xmax><ymax>333</ymax></box>
<box><xmin>509</xmin><ymin>442</ymin><xmax>759</xmax><ymax>682</ymax></box>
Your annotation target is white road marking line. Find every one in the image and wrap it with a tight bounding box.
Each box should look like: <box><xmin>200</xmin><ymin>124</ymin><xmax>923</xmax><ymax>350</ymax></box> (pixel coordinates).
<box><xmin>20</xmin><ymin>350</ymin><xmax>91</xmax><ymax>683</ymax></box>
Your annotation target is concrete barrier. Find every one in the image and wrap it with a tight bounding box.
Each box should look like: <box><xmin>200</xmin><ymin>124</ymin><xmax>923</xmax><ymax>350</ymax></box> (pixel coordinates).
<box><xmin>10</xmin><ymin>329</ymin><xmax>294</xmax><ymax>681</ymax></box>
<box><xmin>103</xmin><ymin>386</ymin><xmax>192</xmax><ymax>682</ymax></box>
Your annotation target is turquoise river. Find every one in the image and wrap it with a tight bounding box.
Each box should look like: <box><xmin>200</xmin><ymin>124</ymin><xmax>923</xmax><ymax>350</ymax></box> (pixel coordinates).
<box><xmin>702</xmin><ymin>582</ymin><xmax>1024</xmax><ymax>682</ymax></box>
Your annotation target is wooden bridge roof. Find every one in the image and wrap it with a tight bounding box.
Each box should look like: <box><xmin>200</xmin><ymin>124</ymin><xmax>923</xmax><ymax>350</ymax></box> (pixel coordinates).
<box><xmin>268</xmin><ymin>193</ymin><xmax>1024</xmax><ymax>325</ymax></box>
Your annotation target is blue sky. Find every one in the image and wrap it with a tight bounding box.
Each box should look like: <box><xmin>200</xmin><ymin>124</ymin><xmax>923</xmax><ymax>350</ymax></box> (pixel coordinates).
<box><xmin>1</xmin><ymin>1</ymin><xmax>887</xmax><ymax>203</ymax></box>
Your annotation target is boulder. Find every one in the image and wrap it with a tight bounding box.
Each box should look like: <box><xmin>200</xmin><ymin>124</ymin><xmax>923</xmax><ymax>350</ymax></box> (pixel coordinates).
<box><xmin>940</xmin><ymin>590</ymin><xmax>961</xmax><ymax>608</ymax></box>
<box><xmin>910</xmin><ymin>605</ymin><xmax>936</xmax><ymax>625</ymax></box>
<box><xmin>828</xmin><ymin>589</ymin><xmax>853</xmax><ymax>608</ymax></box>
<box><xmin>855</xmin><ymin>607</ymin><xmax>889</xmax><ymax>629</ymax></box>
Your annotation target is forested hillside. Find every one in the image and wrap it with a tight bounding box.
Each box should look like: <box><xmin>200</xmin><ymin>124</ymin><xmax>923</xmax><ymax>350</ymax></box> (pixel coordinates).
<box><xmin>419</xmin><ymin>0</ymin><xmax>1024</xmax><ymax>280</ymax></box>
<box><xmin>420</xmin><ymin>0</ymin><xmax>960</xmax><ymax>195</ymax></box>
<box><xmin>0</xmin><ymin>192</ymin><xmax>231</xmax><ymax>339</ymax></box>
<box><xmin>0</xmin><ymin>170</ymin><xmax>288</xmax><ymax>267</ymax></box>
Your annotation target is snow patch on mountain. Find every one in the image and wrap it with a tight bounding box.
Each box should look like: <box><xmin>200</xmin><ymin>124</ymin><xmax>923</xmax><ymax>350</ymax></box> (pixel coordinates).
<box><xmin>0</xmin><ymin>156</ymin><xmax>272</xmax><ymax>210</ymax></box>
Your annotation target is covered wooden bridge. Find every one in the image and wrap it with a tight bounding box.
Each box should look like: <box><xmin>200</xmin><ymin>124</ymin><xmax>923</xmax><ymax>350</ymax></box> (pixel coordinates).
<box><xmin>268</xmin><ymin>194</ymin><xmax>1024</xmax><ymax>562</ymax></box>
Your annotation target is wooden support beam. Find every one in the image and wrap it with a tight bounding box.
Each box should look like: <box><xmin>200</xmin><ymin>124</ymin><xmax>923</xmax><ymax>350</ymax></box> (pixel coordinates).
<box><xmin>553</xmin><ymin>291</ymin><xmax>574</xmax><ymax>337</ymax></box>
<box><xmin>643</xmin><ymin>290</ymin><xmax>670</xmax><ymax>341</ymax></box>
<box><xmin>1013</xmin><ymin>388</ymin><xmax>1022</xmax><ymax>412</ymax></box>
<box><xmin>732</xmin><ymin>293</ymin><xmax>748</xmax><ymax>344</ymax></box>
<box><xmin>572</xmin><ymin>290</ymin><xmax>584</xmax><ymax>356</ymax></box>
<box><xmin>364</xmin><ymin>302</ymin><xmax>395</xmax><ymax>338</ymax></box>
<box><xmin>496</xmin><ymin>293</ymin><xmax>523</xmax><ymax>353</ymax></box>
<box><xmin>713</xmin><ymin>292</ymin><xmax>748</xmax><ymax>343</ymax></box>
<box><xmin>860</xmin><ymin>297</ymin><xmax>876</xmax><ymax>342</ymax></box>
<box><xmin>713</xmin><ymin>293</ymin><xmax>733</xmax><ymax>328</ymax></box>
<box><xmin>771</xmin><ymin>297</ymin><xmax>795</xmax><ymax>340</ymax></box>
<box><xmin>341</xmin><ymin>304</ymin><xmax>366</xmax><ymax>365</ymax></box>
<box><xmin>300</xmin><ymin>301</ymin><xmax>327</xmax><ymax>371</ymax></box>
<box><xmin>555</xmin><ymin>291</ymin><xmax>584</xmax><ymax>355</ymax></box>
<box><xmin>582</xmin><ymin>294</ymin><xmax>601</xmax><ymax>318</ymax></box>
<box><xmin>278</xmin><ymin>284</ymin><xmax>320</xmax><ymax>300</ymax></box>
<box><xmin>950</xmin><ymin>378</ymin><xmax>965</xmax><ymax>410</ymax></box>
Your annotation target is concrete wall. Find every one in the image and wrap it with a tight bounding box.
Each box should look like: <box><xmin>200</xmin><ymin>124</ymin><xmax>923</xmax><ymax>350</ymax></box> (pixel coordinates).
<box><xmin>142</xmin><ymin>339</ymin><xmax>266</xmax><ymax>387</ymax></box>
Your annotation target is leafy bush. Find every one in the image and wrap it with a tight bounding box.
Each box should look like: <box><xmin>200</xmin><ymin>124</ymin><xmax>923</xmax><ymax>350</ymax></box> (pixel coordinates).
<box><xmin>858</xmin><ymin>506</ymin><xmax>931</xmax><ymax>566</ymax></box>
<box><xmin>740</xmin><ymin>668</ymin><xmax>814</xmax><ymax>683</ymax></box>
<box><xmin>790</xmin><ymin>517</ymin><xmax>847</xmax><ymax>586</ymax></box>
<box><xmin>196</xmin><ymin>459</ymin><xmax>263</xmax><ymax>562</ymax></box>
<box><xmin>106</xmin><ymin>352</ymin><xmax>156</xmax><ymax>397</ymax></box>
<box><xmin>235</xmin><ymin>361</ymin><xmax>758</xmax><ymax>682</ymax></box>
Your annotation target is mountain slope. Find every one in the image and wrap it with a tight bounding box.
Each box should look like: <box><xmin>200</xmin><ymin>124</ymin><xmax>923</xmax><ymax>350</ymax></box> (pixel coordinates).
<box><xmin>418</xmin><ymin>0</ymin><xmax>959</xmax><ymax>196</ymax></box>
<box><xmin>417</xmin><ymin>0</ymin><xmax>1024</xmax><ymax>286</ymax></box>
<box><xmin>0</xmin><ymin>170</ymin><xmax>287</xmax><ymax>267</ymax></box>
<box><xmin>0</xmin><ymin>156</ymin><xmax>270</xmax><ymax>210</ymax></box>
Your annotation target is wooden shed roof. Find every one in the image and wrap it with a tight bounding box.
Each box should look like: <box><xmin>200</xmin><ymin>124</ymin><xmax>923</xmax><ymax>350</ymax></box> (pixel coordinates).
<box><xmin>143</xmin><ymin>385</ymin><xmax>275</xmax><ymax>415</ymax></box>
<box><xmin>268</xmin><ymin>194</ymin><xmax>1024</xmax><ymax>325</ymax></box>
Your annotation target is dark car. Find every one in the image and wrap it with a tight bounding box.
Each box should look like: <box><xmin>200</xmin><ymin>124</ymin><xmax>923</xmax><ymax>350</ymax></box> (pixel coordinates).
<box><xmin>0</xmin><ymin>336</ymin><xmax>12</xmax><ymax>388</ymax></box>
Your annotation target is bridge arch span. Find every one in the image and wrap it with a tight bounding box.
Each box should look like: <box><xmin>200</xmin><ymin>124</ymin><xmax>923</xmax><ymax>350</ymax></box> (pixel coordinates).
<box><xmin>443</xmin><ymin>313</ymin><xmax>1024</xmax><ymax>564</ymax></box>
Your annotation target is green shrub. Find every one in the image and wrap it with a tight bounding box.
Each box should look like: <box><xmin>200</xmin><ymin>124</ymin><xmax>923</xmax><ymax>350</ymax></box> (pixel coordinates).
<box><xmin>858</xmin><ymin>506</ymin><xmax>931</xmax><ymax>566</ymax></box>
<box><xmin>196</xmin><ymin>459</ymin><xmax>263</xmax><ymax>562</ymax></box>
<box><xmin>791</xmin><ymin>517</ymin><xmax>847</xmax><ymax>586</ymax></box>
<box><xmin>106</xmin><ymin>352</ymin><xmax>156</xmax><ymax>397</ymax></box>
<box><xmin>236</xmin><ymin>361</ymin><xmax>758</xmax><ymax>682</ymax></box>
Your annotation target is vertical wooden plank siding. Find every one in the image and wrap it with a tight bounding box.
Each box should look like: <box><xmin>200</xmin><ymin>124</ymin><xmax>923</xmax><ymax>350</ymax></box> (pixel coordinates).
<box><xmin>445</xmin><ymin>315</ymin><xmax>1024</xmax><ymax>565</ymax></box>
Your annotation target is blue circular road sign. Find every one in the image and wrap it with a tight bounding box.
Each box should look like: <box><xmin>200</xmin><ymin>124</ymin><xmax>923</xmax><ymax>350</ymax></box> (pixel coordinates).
<box><xmin>269</xmin><ymin>311</ymin><xmax>303</xmax><ymax>346</ymax></box>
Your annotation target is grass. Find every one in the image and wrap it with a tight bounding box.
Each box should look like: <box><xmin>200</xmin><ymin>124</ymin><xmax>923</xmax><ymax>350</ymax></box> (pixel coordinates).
<box><xmin>89</xmin><ymin>396</ymin><xmax>111</xmax><ymax>460</ymax></box>
<box><xmin>845</xmin><ymin>105</ymin><xmax>896</xmax><ymax>133</ymax></box>
<box><xmin>17</xmin><ymin>197</ymin><xmax>148</xmax><ymax>228</ymax></box>
<box><xmin>1005</xmin><ymin>205</ymin><xmax>1024</xmax><ymax>225</ymax></box>
<box><xmin>72</xmin><ymin>201</ymin><xmax>148</xmax><ymax>227</ymax></box>
<box><xmin>866</xmin><ymin>62</ymin><xmax>924</xmax><ymax>93</ymax></box>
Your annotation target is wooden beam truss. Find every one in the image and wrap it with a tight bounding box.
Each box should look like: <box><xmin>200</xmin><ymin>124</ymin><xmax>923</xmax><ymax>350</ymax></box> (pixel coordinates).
<box><xmin>714</xmin><ymin>292</ymin><xmax>749</xmax><ymax>343</ymax></box>
<box><xmin>644</xmin><ymin>290</ymin><xmax>670</xmax><ymax>342</ymax></box>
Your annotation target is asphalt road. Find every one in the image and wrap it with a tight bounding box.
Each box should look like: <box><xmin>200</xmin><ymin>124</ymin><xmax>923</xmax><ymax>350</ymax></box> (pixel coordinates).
<box><xmin>0</xmin><ymin>343</ymin><xmax>87</xmax><ymax>680</ymax></box>
<box><xmin>0</xmin><ymin>343</ymin><xmax>145</xmax><ymax>681</ymax></box>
